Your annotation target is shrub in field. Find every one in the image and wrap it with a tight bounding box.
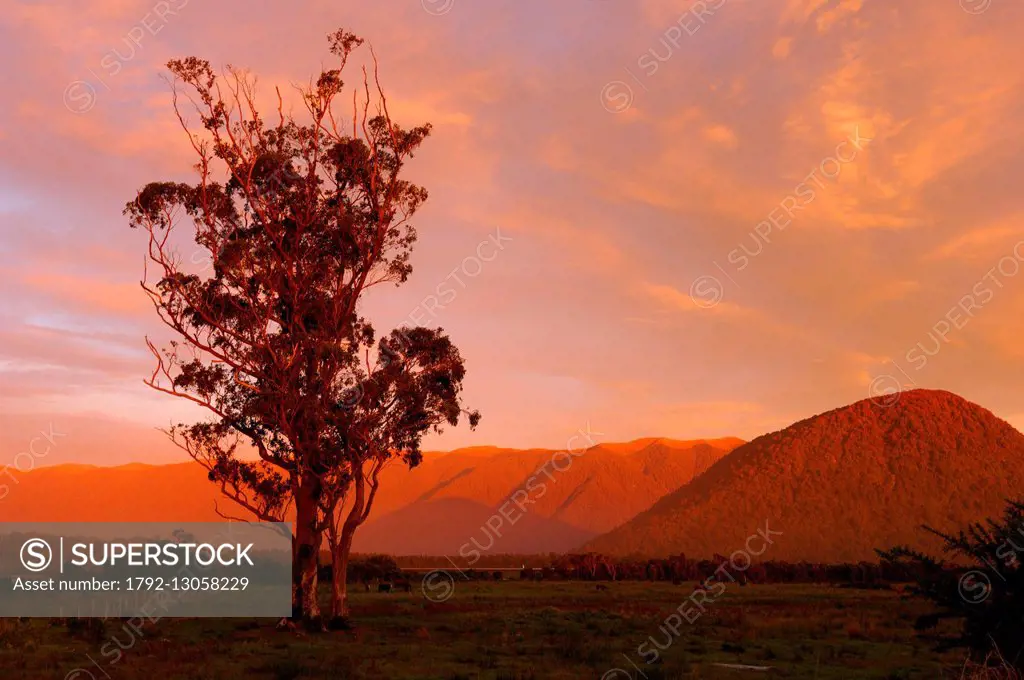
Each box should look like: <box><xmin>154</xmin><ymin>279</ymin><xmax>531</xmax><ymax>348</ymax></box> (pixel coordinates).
<box><xmin>878</xmin><ymin>499</ymin><xmax>1024</xmax><ymax>672</ymax></box>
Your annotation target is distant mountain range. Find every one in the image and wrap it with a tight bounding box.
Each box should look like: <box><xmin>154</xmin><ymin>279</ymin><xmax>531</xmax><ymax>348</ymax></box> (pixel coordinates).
<box><xmin>0</xmin><ymin>437</ymin><xmax>740</xmax><ymax>555</ymax></box>
<box><xmin>356</xmin><ymin>438</ymin><xmax>739</xmax><ymax>554</ymax></box>
<box><xmin>6</xmin><ymin>390</ymin><xmax>1019</xmax><ymax>562</ymax></box>
<box><xmin>583</xmin><ymin>390</ymin><xmax>1024</xmax><ymax>561</ymax></box>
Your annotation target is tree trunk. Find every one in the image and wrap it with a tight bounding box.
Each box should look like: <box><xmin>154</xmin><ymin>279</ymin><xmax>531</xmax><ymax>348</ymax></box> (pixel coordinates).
<box><xmin>329</xmin><ymin>527</ymin><xmax>356</xmax><ymax>626</ymax></box>
<box><xmin>327</xmin><ymin>462</ymin><xmax>374</xmax><ymax>628</ymax></box>
<box><xmin>292</xmin><ymin>474</ymin><xmax>322</xmax><ymax>627</ymax></box>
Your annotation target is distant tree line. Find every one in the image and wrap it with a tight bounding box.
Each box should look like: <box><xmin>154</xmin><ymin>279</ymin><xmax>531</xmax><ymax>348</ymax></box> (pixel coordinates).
<box><xmin>335</xmin><ymin>551</ymin><xmax>948</xmax><ymax>586</ymax></box>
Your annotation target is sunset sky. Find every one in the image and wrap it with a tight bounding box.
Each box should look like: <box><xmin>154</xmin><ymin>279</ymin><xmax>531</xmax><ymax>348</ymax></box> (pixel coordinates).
<box><xmin>2</xmin><ymin>0</ymin><xmax>1024</xmax><ymax>466</ymax></box>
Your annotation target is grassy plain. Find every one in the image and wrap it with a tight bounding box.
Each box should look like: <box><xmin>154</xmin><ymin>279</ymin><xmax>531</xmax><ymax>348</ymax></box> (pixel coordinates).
<box><xmin>1</xmin><ymin>581</ymin><xmax>964</xmax><ymax>679</ymax></box>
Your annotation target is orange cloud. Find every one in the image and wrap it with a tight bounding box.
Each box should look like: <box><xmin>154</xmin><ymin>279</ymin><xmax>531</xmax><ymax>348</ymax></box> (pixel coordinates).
<box><xmin>4</xmin><ymin>0</ymin><xmax>1024</xmax><ymax>461</ymax></box>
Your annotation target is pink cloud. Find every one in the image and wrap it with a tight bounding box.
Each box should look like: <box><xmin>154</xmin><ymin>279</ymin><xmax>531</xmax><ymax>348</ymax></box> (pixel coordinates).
<box><xmin>3</xmin><ymin>0</ymin><xmax>1024</xmax><ymax>462</ymax></box>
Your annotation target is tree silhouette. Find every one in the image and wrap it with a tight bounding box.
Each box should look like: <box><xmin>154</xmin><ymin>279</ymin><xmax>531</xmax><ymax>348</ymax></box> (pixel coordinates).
<box><xmin>126</xmin><ymin>29</ymin><xmax>478</xmax><ymax>625</ymax></box>
<box><xmin>878</xmin><ymin>500</ymin><xmax>1024</xmax><ymax>671</ymax></box>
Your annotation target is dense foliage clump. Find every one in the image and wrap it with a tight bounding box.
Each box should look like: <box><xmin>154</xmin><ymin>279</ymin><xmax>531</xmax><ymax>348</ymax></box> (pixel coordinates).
<box><xmin>879</xmin><ymin>500</ymin><xmax>1024</xmax><ymax>672</ymax></box>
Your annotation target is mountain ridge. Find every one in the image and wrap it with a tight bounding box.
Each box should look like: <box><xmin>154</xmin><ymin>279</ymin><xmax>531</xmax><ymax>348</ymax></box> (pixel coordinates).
<box><xmin>582</xmin><ymin>389</ymin><xmax>1024</xmax><ymax>561</ymax></box>
<box><xmin>1</xmin><ymin>437</ymin><xmax>741</xmax><ymax>555</ymax></box>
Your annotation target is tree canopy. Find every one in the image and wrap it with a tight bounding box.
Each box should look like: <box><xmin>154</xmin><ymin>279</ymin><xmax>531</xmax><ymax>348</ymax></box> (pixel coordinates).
<box><xmin>126</xmin><ymin>29</ymin><xmax>478</xmax><ymax>624</ymax></box>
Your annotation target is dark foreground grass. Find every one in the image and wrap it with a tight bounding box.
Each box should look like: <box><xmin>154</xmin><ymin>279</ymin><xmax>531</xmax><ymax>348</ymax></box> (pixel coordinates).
<box><xmin>1</xmin><ymin>581</ymin><xmax>964</xmax><ymax>679</ymax></box>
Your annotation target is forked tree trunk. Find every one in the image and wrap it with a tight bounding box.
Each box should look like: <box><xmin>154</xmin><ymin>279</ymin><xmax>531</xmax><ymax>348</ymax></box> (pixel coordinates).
<box><xmin>327</xmin><ymin>461</ymin><xmax>378</xmax><ymax>627</ymax></box>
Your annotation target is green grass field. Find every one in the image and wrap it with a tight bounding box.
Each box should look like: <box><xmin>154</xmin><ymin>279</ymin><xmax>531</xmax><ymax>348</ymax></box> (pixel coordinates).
<box><xmin>1</xmin><ymin>581</ymin><xmax>965</xmax><ymax>679</ymax></box>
